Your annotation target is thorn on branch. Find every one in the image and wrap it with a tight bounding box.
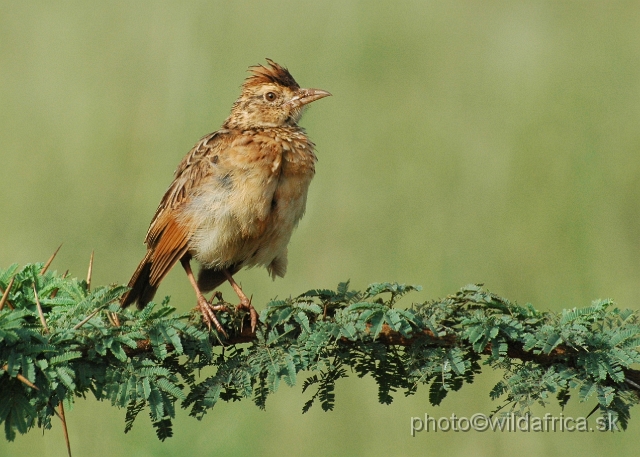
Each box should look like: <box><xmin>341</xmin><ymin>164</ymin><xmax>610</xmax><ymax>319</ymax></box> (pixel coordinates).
<box><xmin>58</xmin><ymin>401</ymin><xmax>72</xmax><ymax>457</ymax></box>
<box><xmin>33</xmin><ymin>284</ymin><xmax>49</xmax><ymax>333</ymax></box>
<box><xmin>1</xmin><ymin>364</ymin><xmax>39</xmax><ymax>390</ymax></box>
<box><xmin>73</xmin><ymin>308</ymin><xmax>102</xmax><ymax>330</ymax></box>
<box><xmin>0</xmin><ymin>276</ymin><xmax>15</xmax><ymax>311</ymax></box>
<box><xmin>86</xmin><ymin>251</ymin><xmax>94</xmax><ymax>291</ymax></box>
<box><xmin>626</xmin><ymin>377</ymin><xmax>640</xmax><ymax>391</ymax></box>
<box><xmin>41</xmin><ymin>244</ymin><xmax>62</xmax><ymax>275</ymax></box>
<box><xmin>107</xmin><ymin>311</ymin><xmax>121</xmax><ymax>327</ymax></box>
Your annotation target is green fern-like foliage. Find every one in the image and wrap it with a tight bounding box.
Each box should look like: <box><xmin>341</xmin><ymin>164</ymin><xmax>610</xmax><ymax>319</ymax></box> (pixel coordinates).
<box><xmin>1</xmin><ymin>262</ymin><xmax>639</xmax><ymax>442</ymax></box>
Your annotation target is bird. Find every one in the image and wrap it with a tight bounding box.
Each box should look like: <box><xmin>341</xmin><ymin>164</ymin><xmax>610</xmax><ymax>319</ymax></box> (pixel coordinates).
<box><xmin>120</xmin><ymin>59</ymin><xmax>331</xmax><ymax>336</ymax></box>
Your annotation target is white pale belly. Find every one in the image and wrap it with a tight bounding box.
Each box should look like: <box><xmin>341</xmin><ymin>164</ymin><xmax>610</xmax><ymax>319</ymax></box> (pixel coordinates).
<box><xmin>183</xmin><ymin>169</ymin><xmax>311</xmax><ymax>276</ymax></box>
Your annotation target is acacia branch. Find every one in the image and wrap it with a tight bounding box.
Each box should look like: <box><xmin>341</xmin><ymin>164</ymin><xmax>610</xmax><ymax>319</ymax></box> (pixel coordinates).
<box><xmin>2</xmin><ymin>261</ymin><xmax>640</xmax><ymax>444</ymax></box>
<box><xmin>123</xmin><ymin>318</ymin><xmax>640</xmax><ymax>395</ymax></box>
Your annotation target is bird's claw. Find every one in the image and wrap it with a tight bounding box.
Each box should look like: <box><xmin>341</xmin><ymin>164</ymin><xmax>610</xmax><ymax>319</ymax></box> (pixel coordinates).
<box><xmin>197</xmin><ymin>296</ymin><xmax>228</xmax><ymax>337</ymax></box>
<box><xmin>236</xmin><ymin>297</ymin><xmax>258</xmax><ymax>333</ymax></box>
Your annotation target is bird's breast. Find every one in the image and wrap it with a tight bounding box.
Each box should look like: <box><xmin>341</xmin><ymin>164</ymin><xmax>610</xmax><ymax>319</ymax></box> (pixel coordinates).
<box><xmin>186</xmin><ymin>129</ymin><xmax>316</xmax><ymax>269</ymax></box>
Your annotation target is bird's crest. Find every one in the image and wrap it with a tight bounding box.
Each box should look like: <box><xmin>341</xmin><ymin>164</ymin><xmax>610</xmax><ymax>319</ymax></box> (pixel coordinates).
<box><xmin>244</xmin><ymin>59</ymin><xmax>300</xmax><ymax>90</ymax></box>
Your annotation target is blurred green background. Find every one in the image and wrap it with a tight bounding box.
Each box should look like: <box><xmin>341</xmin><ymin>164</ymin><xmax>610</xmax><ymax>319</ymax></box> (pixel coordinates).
<box><xmin>2</xmin><ymin>1</ymin><xmax>640</xmax><ymax>456</ymax></box>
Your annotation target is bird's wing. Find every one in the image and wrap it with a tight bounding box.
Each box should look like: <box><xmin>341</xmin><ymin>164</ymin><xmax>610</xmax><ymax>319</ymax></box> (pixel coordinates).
<box><xmin>144</xmin><ymin>131</ymin><xmax>227</xmax><ymax>285</ymax></box>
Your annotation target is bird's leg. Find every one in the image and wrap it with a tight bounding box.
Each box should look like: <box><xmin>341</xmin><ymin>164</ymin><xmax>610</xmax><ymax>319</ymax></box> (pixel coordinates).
<box><xmin>223</xmin><ymin>270</ymin><xmax>258</xmax><ymax>332</ymax></box>
<box><xmin>180</xmin><ymin>258</ymin><xmax>228</xmax><ymax>337</ymax></box>
<box><xmin>208</xmin><ymin>291</ymin><xmax>230</xmax><ymax>312</ymax></box>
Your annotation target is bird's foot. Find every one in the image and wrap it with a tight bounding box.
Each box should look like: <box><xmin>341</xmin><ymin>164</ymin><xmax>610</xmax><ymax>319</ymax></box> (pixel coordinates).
<box><xmin>236</xmin><ymin>296</ymin><xmax>258</xmax><ymax>333</ymax></box>
<box><xmin>222</xmin><ymin>270</ymin><xmax>258</xmax><ymax>333</ymax></box>
<box><xmin>196</xmin><ymin>295</ymin><xmax>228</xmax><ymax>337</ymax></box>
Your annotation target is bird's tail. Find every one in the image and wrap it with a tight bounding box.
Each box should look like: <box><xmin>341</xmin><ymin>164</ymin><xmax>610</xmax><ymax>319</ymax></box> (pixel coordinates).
<box><xmin>120</xmin><ymin>250</ymin><xmax>158</xmax><ymax>309</ymax></box>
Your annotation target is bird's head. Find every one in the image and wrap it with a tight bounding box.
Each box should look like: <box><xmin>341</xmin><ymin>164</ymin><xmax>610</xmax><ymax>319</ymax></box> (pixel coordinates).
<box><xmin>224</xmin><ymin>59</ymin><xmax>331</xmax><ymax>130</ymax></box>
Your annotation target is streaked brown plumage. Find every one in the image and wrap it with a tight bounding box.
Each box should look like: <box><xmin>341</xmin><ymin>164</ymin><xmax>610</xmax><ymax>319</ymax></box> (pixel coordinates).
<box><xmin>120</xmin><ymin>60</ymin><xmax>330</xmax><ymax>334</ymax></box>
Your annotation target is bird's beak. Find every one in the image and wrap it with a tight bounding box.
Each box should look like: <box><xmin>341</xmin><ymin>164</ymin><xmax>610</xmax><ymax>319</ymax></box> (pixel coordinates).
<box><xmin>286</xmin><ymin>88</ymin><xmax>332</xmax><ymax>108</ymax></box>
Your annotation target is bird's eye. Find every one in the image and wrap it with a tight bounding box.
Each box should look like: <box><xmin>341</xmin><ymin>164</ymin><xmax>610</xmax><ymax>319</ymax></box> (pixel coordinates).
<box><xmin>265</xmin><ymin>92</ymin><xmax>276</xmax><ymax>102</ymax></box>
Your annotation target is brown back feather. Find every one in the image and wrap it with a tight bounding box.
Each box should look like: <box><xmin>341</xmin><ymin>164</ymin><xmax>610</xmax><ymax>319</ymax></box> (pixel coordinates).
<box><xmin>122</xmin><ymin>132</ymin><xmax>225</xmax><ymax>309</ymax></box>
